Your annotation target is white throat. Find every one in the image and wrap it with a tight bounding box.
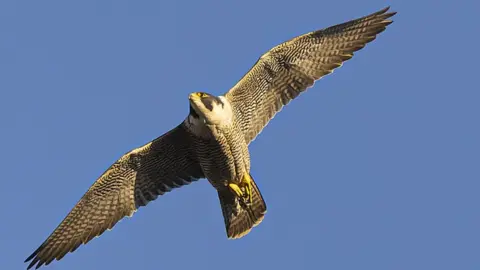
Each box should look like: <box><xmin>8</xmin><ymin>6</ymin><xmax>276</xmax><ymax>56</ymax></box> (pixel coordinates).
<box><xmin>184</xmin><ymin>96</ymin><xmax>234</xmax><ymax>137</ymax></box>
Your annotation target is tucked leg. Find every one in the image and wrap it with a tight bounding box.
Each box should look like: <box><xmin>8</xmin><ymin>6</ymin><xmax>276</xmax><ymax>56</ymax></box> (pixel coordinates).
<box><xmin>228</xmin><ymin>173</ymin><xmax>254</xmax><ymax>204</ymax></box>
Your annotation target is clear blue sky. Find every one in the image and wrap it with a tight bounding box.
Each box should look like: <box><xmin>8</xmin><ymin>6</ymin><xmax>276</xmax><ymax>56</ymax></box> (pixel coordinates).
<box><xmin>1</xmin><ymin>0</ymin><xmax>478</xmax><ymax>269</ymax></box>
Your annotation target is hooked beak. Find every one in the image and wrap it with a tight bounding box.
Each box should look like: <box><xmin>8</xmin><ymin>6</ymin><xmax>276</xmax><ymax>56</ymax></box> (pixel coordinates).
<box><xmin>189</xmin><ymin>93</ymin><xmax>201</xmax><ymax>101</ymax></box>
<box><xmin>188</xmin><ymin>94</ymin><xmax>201</xmax><ymax>112</ymax></box>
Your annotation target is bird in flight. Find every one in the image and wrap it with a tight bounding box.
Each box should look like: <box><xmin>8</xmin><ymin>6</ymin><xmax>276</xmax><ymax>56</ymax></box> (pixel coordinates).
<box><xmin>25</xmin><ymin>6</ymin><xmax>396</xmax><ymax>269</ymax></box>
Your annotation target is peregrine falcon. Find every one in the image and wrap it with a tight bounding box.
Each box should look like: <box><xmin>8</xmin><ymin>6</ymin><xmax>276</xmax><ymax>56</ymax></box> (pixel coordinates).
<box><xmin>25</xmin><ymin>6</ymin><xmax>396</xmax><ymax>269</ymax></box>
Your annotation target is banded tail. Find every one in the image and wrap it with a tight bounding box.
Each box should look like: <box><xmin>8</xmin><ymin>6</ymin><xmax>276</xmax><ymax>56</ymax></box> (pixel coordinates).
<box><xmin>218</xmin><ymin>175</ymin><xmax>267</xmax><ymax>239</ymax></box>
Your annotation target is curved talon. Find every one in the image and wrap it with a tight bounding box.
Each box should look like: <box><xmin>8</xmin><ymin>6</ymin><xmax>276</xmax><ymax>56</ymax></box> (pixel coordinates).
<box><xmin>228</xmin><ymin>183</ymin><xmax>243</xmax><ymax>197</ymax></box>
<box><xmin>229</xmin><ymin>173</ymin><xmax>254</xmax><ymax>204</ymax></box>
<box><xmin>244</xmin><ymin>173</ymin><xmax>253</xmax><ymax>204</ymax></box>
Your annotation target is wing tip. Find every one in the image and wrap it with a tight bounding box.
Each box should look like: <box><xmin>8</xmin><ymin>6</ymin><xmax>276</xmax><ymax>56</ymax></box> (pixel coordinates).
<box><xmin>25</xmin><ymin>244</ymin><xmax>42</xmax><ymax>264</ymax></box>
<box><xmin>25</xmin><ymin>256</ymin><xmax>40</xmax><ymax>270</ymax></box>
<box><xmin>24</xmin><ymin>253</ymin><xmax>36</xmax><ymax>263</ymax></box>
<box><xmin>378</xmin><ymin>6</ymin><xmax>395</xmax><ymax>15</ymax></box>
<box><xmin>379</xmin><ymin>6</ymin><xmax>390</xmax><ymax>13</ymax></box>
<box><xmin>25</xmin><ymin>247</ymin><xmax>45</xmax><ymax>270</ymax></box>
<box><xmin>372</xmin><ymin>6</ymin><xmax>397</xmax><ymax>20</ymax></box>
<box><xmin>381</xmin><ymin>6</ymin><xmax>397</xmax><ymax>19</ymax></box>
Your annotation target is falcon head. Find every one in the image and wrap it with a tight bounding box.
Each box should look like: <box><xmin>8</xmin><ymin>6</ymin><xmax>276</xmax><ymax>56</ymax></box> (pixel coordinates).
<box><xmin>188</xmin><ymin>92</ymin><xmax>232</xmax><ymax>125</ymax></box>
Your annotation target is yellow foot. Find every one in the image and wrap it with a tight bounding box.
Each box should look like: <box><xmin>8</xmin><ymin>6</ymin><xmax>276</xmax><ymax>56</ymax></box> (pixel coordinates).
<box><xmin>228</xmin><ymin>173</ymin><xmax>254</xmax><ymax>204</ymax></box>
<box><xmin>228</xmin><ymin>183</ymin><xmax>243</xmax><ymax>197</ymax></box>
<box><xmin>243</xmin><ymin>173</ymin><xmax>253</xmax><ymax>204</ymax></box>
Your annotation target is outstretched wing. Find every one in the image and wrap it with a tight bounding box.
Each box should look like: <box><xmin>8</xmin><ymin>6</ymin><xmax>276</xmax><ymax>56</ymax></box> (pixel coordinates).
<box><xmin>25</xmin><ymin>123</ymin><xmax>204</xmax><ymax>269</ymax></box>
<box><xmin>225</xmin><ymin>7</ymin><xmax>396</xmax><ymax>144</ymax></box>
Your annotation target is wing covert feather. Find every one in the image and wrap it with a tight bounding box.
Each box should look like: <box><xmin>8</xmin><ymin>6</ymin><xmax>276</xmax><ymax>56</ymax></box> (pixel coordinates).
<box><xmin>25</xmin><ymin>124</ymin><xmax>203</xmax><ymax>269</ymax></box>
<box><xmin>225</xmin><ymin>7</ymin><xmax>396</xmax><ymax>144</ymax></box>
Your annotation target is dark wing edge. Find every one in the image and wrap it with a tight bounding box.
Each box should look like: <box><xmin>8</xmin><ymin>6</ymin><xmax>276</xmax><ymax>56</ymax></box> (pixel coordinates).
<box><xmin>25</xmin><ymin>124</ymin><xmax>204</xmax><ymax>269</ymax></box>
<box><xmin>225</xmin><ymin>6</ymin><xmax>396</xmax><ymax>144</ymax></box>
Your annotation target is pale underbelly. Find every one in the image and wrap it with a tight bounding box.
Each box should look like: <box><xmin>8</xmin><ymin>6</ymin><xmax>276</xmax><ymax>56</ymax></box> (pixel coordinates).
<box><xmin>195</xmin><ymin>130</ymin><xmax>250</xmax><ymax>190</ymax></box>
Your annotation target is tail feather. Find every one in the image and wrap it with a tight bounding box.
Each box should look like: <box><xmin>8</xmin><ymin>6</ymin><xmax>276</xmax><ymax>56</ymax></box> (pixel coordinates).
<box><xmin>218</xmin><ymin>175</ymin><xmax>267</xmax><ymax>239</ymax></box>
